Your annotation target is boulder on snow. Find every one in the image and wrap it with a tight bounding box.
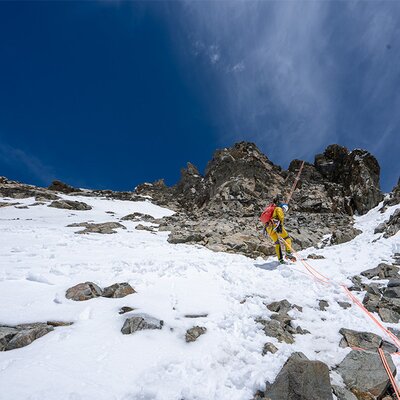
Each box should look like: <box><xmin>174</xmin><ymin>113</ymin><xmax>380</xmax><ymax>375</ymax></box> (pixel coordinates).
<box><xmin>307</xmin><ymin>253</ymin><xmax>326</xmax><ymax>259</ymax></box>
<box><xmin>339</xmin><ymin>328</ymin><xmax>397</xmax><ymax>353</ymax></box>
<box><xmin>5</xmin><ymin>323</ymin><xmax>54</xmax><ymax>350</ymax></box>
<box><xmin>337</xmin><ymin>349</ymin><xmax>396</xmax><ymax>398</ymax></box>
<box><xmin>49</xmin><ymin>199</ymin><xmax>92</xmax><ymax>211</ymax></box>
<box><xmin>67</xmin><ymin>222</ymin><xmax>126</xmax><ymax>234</ymax></box>
<box><xmin>119</xmin><ymin>306</ymin><xmax>135</xmax><ymax>315</ymax></box>
<box><xmin>262</xmin><ymin>342</ymin><xmax>278</xmax><ymax>355</ymax></box>
<box><xmin>0</xmin><ymin>327</ymin><xmax>19</xmax><ymax>351</ymax></box>
<box><xmin>121</xmin><ymin>314</ymin><xmax>163</xmax><ymax>335</ymax></box>
<box><xmin>65</xmin><ymin>282</ymin><xmax>103</xmax><ymax>301</ymax></box>
<box><xmin>360</xmin><ymin>263</ymin><xmax>399</xmax><ymax>279</ymax></box>
<box><xmin>263</xmin><ymin>352</ymin><xmax>333</xmax><ymax>400</ymax></box>
<box><xmin>102</xmin><ymin>283</ymin><xmax>136</xmax><ymax>298</ymax></box>
<box><xmin>185</xmin><ymin>326</ymin><xmax>207</xmax><ymax>342</ymax></box>
<box><xmin>121</xmin><ymin>212</ymin><xmax>156</xmax><ymax>222</ymax></box>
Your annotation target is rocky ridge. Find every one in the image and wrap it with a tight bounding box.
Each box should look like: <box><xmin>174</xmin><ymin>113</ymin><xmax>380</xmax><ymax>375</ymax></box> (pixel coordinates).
<box><xmin>0</xmin><ymin>142</ymin><xmax>388</xmax><ymax>259</ymax></box>
<box><xmin>136</xmin><ymin>142</ymin><xmax>384</xmax><ymax>258</ymax></box>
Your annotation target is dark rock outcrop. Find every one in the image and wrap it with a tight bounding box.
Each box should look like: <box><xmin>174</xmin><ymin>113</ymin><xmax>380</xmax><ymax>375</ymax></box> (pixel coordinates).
<box><xmin>376</xmin><ymin>208</ymin><xmax>400</xmax><ymax>238</ymax></box>
<box><xmin>314</xmin><ymin>145</ymin><xmax>383</xmax><ymax>215</ymax></box>
<box><xmin>331</xmin><ymin>227</ymin><xmax>362</xmax><ymax>245</ymax></box>
<box><xmin>136</xmin><ymin>142</ymin><xmax>382</xmax><ymax>259</ymax></box>
<box><xmin>48</xmin><ymin>180</ymin><xmax>81</xmax><ymax>194</ymax></box>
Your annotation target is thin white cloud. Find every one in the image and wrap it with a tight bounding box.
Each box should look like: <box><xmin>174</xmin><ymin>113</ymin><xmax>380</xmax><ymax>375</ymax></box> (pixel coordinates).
<box><xmin>0</xmin><ymin>141</ymin><xmax>56</xmax><ymax>184</ymax></box>
<box><xmin>166</xmin><ymin>0</ymin><xmax>400</xmax><ymax>166</ymax></box>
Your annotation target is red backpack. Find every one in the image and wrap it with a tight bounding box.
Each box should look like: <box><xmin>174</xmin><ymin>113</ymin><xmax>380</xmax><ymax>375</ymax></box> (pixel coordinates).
<box><xmin>260</xmin><ymin>204</ymin><xmax>276</xmax><ymax>224</ymax></box>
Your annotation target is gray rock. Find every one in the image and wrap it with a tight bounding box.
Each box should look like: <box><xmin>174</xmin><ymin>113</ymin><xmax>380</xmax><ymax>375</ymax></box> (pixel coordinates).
<box><xmin>267</xmin><ymin>299</ymin><xmax>292</xmax><ymax>313</ymax></box>
<box><xmin>337</xmin><ymin>301</ymin><xmax>352</xmax><ymax>309</ymax></box>
<box><xmin>383</xmin><ymin>286</ymin><xmax>400</xmax><ymax>299</ymax></box>
<box><xmin>361</xmin><ymin>263</ymin><xmax>399</xmax><ymax>279</ymax></box>
<box><xmin>102</xmin><ymin>283</ymin><xmax>136</xmax><ymax>298</ymax></box>
<box><xmin>257</xmin><ymin>318</ymin><xmax>295</xmax><ymax>344</ymax></box>
<box><xmin>374</xmin><ymin>222</ymin><xmax>387</xmax><ymax>234</ymax></box>
<box><xmin>331</xmin><ymin>227</ymin><xmax>362</xmax><ymax>245</ymax></box>
<box><xmin>184</xmin><ymin>314</ymin><xmax>208</xmax><ymax>318</ymax></box>
<box><xmin>65</xmin><ymin>282</ymin><xmax>103</xmax><ymax>301</ymax></box>
<box><xmin>362</xmin><ymin>292</ymin><xmax>381</xmax><ymax>313</ymax></box>
<box><xmin>49</xmin><ymin>200</ymin><xmax>92</xmax><ymax>211</ymax></box>
<box><xmin>121</xmin><ymin>212</ymin><xmax>155</xmax><ymax>222</ymax></box>
<box><xmin>332</xmin><ymin>385</ymin><xmax>358</xmax><ymax>400</ymax></box>
<box><xmin>264</xmin><ymin>352</ymin><xmax>333</xmax><ymax>400</ymax></box>
<box><xmin>388</xmin><ymin>279</ymin><xmax>400</xmax><ymax>288</ymax></box>
<box><xmin>185</xmin><ymin>326</ymin><xmax>207</xmax><ymax>342</ymax></box>
<box><xmin>0</xmin><ymin>201</ymin><xmax>19</xmax><ymax>208</ymax></box>
<box><xmin>339</xmin><ymin>328</ymin><xmax>398</xmax><ymax>353</ymax></box>
<box><xmin>307</xmin><ymin>253</ymin><xmax>326</xmax><ymax>259</ymax></box>
<box><xmin>67</xmin><ymin>222</ymin><xmax>126</xmax><ymax>234</ymax></box>
<box><xmin>121</xmin><ymin>314</ymin><xmax>163</xmax><ymax>335</ymax></box>
<box><xmin>262</xmin><ymin>342</ymin><xmax>278</xmax><ymax>355</ymax></box>
<box><xmin>0</xmin><ymin>327</ymin><xmax>18</xmax><ymax>351</ymax></box>
<box><xmin>319</xmin><ymin>300</ymin><xmax>329</xmax><ymax>311</ymax></box>
<box><xmin>337</xmin><ymin>350</ymin><xmax>396</xmax><ymax>398</ymax></box>
<box><xmin>135</xmin><ymin>224</ymin><xmax>157</xmax><ymax>232</ymax></box>
<box><xmin>383</xmin><ymin>208</ymin><xmax>400</xmax><ymax>238</ymax></box>
<box><xmin>5</xmin><ymin>324</ymin><xmax>54</xmax><ymax>350</ymax></box>
<box><xmin>119</xmin><ymin>306</ymin><xmax>135</xmax><ymax>315</ymax></box>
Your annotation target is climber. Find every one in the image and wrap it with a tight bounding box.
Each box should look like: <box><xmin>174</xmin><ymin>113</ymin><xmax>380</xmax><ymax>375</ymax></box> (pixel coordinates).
<box><xmin>260</xmin><ymin>195</ymin><xmax>297</xmax><ymax>264</ymax></box>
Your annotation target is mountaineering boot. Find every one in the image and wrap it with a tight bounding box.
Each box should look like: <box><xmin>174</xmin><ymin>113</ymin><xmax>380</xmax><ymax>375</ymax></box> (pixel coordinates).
<box><xmin>285</xmin><ymin>253</ymin><xmax>297</xmax><ymax>262</ymax></box>
<box><xmin>279</xmin><ymin>259</ymin><xmax>287</xmax><ymax>265</ymax></box>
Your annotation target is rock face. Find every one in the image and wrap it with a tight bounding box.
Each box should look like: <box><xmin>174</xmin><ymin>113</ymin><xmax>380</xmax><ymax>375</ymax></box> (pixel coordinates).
<box><xmin>136</xmin><ymin>142</ymin><xmax>382</xmax><ymax>259</ymax></box>
<box><xmin>314</xmin><ymin>145</ymin><xmax>383</xmax><ymax>215</ymax></box>
<box><xmin>359</xmin><ymin>263</ymin><xmax>400</xmax><ymax>323</ymax></box>
<box><xmin>49</xmin><ymin>200</ymin><xmax>92</xmax><ymax>211</ymax></box>
<box><xmin>121</xmin><ymin>314</ymin><xmax>163</xmax><ymax>335</ymax></box>
<box><xmin>65</xmin><ymin>282</ymin><xmax>103</xmax><ymax>301</ymax></box>
<box><xmin>331</xmin><ymin>227</ymin><xmax>362</xmax><ymax>245</ymax></box>
<box><xmin>375</xmin><ymin>208</ymin><xmax>400</xmax><ymax>238</ymax></box>
<box><xmin>102</xmin><ymin>283</ymin><xmax>135</xmax><ymax>298</ymax></box>
<box><xmin>263</xmin><ymin>352</ymin><xmax>333</xmax><ymax>400</ymax></box>
<box><xmin>337</xmin><ymin>350</ymin><xmax>396</xmax><ymax>398</ymax></box>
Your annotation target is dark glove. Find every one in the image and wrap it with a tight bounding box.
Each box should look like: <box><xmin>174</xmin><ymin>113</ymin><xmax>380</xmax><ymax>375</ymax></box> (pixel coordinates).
<box><xmin>276</xmin><ymin>224</ymin><xmax>283</xmax><ymax>233</ymax></box>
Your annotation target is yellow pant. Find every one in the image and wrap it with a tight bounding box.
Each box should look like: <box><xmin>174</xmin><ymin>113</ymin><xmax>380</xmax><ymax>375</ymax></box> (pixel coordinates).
<box><xmin>266</xmin><ymin>225</ymin><xmax>292</xmax><ymax>260</ymax></box>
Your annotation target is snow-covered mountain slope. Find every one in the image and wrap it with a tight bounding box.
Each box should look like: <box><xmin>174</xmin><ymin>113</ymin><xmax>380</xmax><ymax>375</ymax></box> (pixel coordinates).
<box><xmin>0</xmin><ymin>194</ymin><xmax>399</xmax><ymax>400</ymax></box>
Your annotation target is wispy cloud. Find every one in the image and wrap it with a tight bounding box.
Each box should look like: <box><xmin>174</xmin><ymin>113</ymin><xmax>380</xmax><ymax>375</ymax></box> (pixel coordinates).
<box><xmin>166</xmin><ymin>1</ymin><xmax>400</xmax><ymax>168</ymax></box>
<box><xmin>0</xmin><ymin>140</ymin><xmax>56</xmax><ymax>185</ymax></box>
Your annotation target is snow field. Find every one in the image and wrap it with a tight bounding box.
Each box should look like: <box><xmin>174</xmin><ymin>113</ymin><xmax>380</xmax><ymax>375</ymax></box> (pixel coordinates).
<box><xmin>0</xmin><ymin>194</ymin><xmax>399</xmax><ymax>400</ymax></box>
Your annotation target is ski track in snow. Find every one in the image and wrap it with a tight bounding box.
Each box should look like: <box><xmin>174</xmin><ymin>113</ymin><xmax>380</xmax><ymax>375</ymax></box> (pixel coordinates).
<box><xmin>0</xmin><ymin>194</ymin><xmax>399</xmax><ymax>400</ymax></box>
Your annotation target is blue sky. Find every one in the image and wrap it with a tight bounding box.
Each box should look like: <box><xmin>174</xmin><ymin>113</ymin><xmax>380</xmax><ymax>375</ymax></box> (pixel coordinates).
<box><xmin>0</xmin><ymin>1</ymin><xmax>399</xmax><ymax>192</ymax></box>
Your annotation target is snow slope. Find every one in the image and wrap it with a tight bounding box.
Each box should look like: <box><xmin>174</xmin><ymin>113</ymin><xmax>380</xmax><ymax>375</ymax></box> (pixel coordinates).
<box><xmin>0</xmin><ymin>194</ymin><xmax>399</xmax><ymax>400</ymax></box>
